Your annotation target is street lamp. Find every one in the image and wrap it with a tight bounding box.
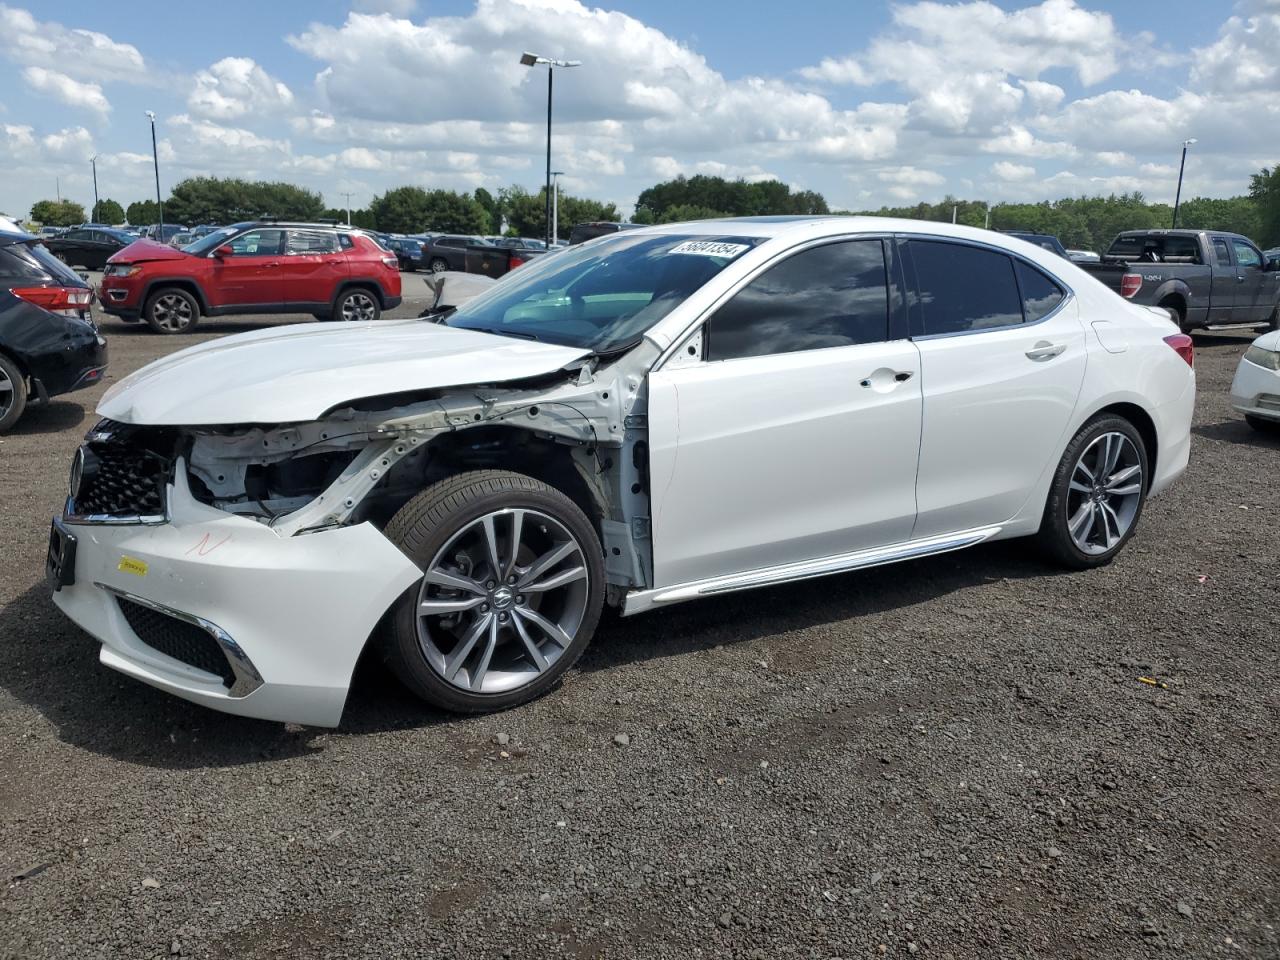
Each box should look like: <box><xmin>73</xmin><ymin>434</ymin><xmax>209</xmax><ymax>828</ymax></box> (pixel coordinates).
<box><xmin>519</xmin><ymin>52</ymin><xmax>581</xmax><ymax>247</ymax></box>
<box><xmin>90</xmin><ymin>155</ymin><xmax>100</xmax><ymax>222</ymax></box>
<box><xmin>145</xmin><ymin>111</ymin><xmax>163</xmax><ymax>235</ymax></box>
<box><xmin>1172</xmin><ymin>138</ymin><xmax>1197</xmax><ymax>229</ymax></box>
<box><xmin>550</xmin><ymin>170</ymin><xmax>564</xmax><ymax>244</ymax></box>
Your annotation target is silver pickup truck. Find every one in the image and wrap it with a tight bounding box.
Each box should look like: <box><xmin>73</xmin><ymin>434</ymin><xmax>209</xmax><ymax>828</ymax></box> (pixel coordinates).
<box><xmin>1079</xmin><ymin>229</ymin><xmax>1280</xmax><ymax>334</ymax></box>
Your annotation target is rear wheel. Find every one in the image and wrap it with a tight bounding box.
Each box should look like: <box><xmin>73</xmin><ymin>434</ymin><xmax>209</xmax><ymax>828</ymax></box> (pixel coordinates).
<box><xmin>429</xmin><ymin>257</ymin><xmax>448</xmax><ymax>274</ymax></box>
<box><xmin>1035</xmin><ymin>415</ymin><xmax>1149</xmax><ymax>569</ymax></box>
<box><xmin>1266</xmin><ymin>307</ymin><xmax>1279</xmax><ymax>333</ymax></box>
<box><xmin>382</xmin><ymin>470</ymin><xmax>604</xmax><ymax>713</ymax></box>
<box><xmin>1160</xmin><ymin>297</ymin><xmax>1189</xmax><ymax>334</ymax></box>
<box><xmin>144</xmin><ymin>287</ymin><xmax>199</xmax><ymax>334</ymax></box>
<box><xmin>0</xmin><ymin>352</ymin><xmax>27</xmax><ymax>433</ymax></box>
<box><xmin>335</xmin><ymin>288</ymin><xmax>380</xmax><ymax>322</ymax></box>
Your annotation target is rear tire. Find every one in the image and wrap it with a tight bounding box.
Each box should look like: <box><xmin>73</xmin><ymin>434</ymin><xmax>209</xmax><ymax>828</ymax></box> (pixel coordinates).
<box><xmin>1266</xmin><ymin>307</ymin><xmax>1279</xmax><ymax>333</ymax></box>
<box><xmin>429</xmin><ymin>257</ymin><xmax>448</xmax><ymax>274</ymax></box>
<box><xmin>1160</xmin><ymin>298</ymin><xmax>1189</xmax><ymax>334</ymax></box>
<box><xmin>144</xmin><ymin>287</ymin><xmax>199</xmax><ymax>334</ymax></box>
<box><xmin>0</xmin><ymin>352</ymin><xmax>28</xmax><ymax>433</ymax></box>
<box><xmin>1035</xmin><ymin>415</ymin><xmax>1149</xmax><ymax>570</ymax></box>
<box><xmin>381</xmin><ymin>470</ymin><xmax>605</xmax><ymax>714</ymax></box>
<box><xmin>334</xmin><ymin>288</ymin><xmax>380</xmax><ymax>322</ymax></box>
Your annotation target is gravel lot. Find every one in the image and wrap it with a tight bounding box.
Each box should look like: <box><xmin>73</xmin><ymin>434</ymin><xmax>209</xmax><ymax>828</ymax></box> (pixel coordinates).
<box><xmin>2</xmin><ymin>277</ymin><xmax>1278</xmax><ymax>959</ymax></box>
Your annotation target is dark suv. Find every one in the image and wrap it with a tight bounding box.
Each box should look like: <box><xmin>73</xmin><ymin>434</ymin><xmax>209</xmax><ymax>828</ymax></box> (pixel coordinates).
<box><xmin>422</xmin><ymin>235</ymin><xmax>491</xmax><ymax>273</ymax></box>
<box><xmin>99</xmin><ymin>221</ymin><xmax>402</xmax><ymax>333</ymax></box>
<box><xmin>0</xmin><ymin>230</ymin><xmax>106</xmax><ymax>431</ymax></box>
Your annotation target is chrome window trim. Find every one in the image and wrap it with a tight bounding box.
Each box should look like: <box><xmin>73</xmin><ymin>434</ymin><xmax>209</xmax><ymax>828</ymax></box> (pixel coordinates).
<box><xmin>898</xmin><ymin>233</ymin><xmax>1076</xmax><ymax>342</ymax></box>
<box><xmin>95</xmin><ymin>582</ymin><xmax>264</xmax><ymax>698</ymax></box>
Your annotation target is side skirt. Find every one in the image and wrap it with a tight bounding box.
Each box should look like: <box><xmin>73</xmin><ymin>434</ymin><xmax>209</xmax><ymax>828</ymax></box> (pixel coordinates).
<box><xmin>620</xmin><ymin>525</ymin><xmax>1003</xmax><ymax>616</ymax></box>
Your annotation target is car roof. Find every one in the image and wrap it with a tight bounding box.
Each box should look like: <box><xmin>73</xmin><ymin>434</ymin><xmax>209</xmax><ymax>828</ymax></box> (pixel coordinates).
<box><xmin>616</xmin><ymin>215</ymin><xmax>1038</xmax><ymax>241</ymax></box>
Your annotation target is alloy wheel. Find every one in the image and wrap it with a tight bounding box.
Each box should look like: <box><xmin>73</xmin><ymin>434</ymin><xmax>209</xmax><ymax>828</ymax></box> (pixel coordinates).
<box><xmin>0</xmin><ymin>364</ymin><xmax>13</xmax><ymax>421</ymax></box>
<box><xmin>415</xmin><ymin>508</ymin><xmax>590</xmax><ymax>695</ymax></box>
<box><xmin>151</xmin><ymin>293</ymin><xmax>193</xmax><ymax>331</ymax></box>
<box><xmin>1066</xmin><ymin>432</ymin><xmax>1144</xmax><ymax>555</ymax></box>
<box><xmin>341</xmin><ymin>292</ymin><xmax>377</xmax><ymax>321</ymax></box>
<box><xmin>430</xmin><ymin>258</ymin><xmax>448</xmax><ymax>274</ymax></box>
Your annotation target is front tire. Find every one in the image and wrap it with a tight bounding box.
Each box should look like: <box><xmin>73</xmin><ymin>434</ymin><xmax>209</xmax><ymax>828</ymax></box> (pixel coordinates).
<box><xmin>1035</xmin><ymin>415</ymin><xmax>1149</xmax><ymax>569</ymax></box>
<box><xmin>144</xmin><ymin>287</ymin><xmax>199</xmax><ymax>334</ymax></box>
<box><xmin>0</xmin><ymin>352</ymin><xmax>28</xmax><ymax>433</ymax></box>
<box><xmin>429</xmin><ymin>257</ymin><xmax>449</xmax><ymax>274</ymax></box>
<box><xmin>382</xmin><ymin>470</ymin><xmax>605</xmax><ymax>714</ymax></box>
<box><xmin>335</xmin><ymin>288</ymin><xmax>380</xmax><ymax>322</ymax></box>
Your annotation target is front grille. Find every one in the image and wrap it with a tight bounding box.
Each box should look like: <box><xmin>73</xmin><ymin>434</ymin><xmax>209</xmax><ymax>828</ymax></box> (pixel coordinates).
<box><xmin>1256</xmin><ymin>394</ymin><xmax>1280</xmax><ymax>412</ymax></box>
<box><xmin>71</xmin><ymin>420</ymin><xmax>174</xmax><ymax>519</ymax></box>
<box><xmin>117</xmin><ymin>598</ymin><xmax>235</xmax><ymax>688</ymax></box>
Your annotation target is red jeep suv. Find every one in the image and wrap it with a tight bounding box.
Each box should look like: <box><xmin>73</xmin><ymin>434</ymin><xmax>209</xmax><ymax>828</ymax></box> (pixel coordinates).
<box><xmin>99</xmin><ymin>221</ymin><xmax>402</xmax><ymax>334</ymax></box>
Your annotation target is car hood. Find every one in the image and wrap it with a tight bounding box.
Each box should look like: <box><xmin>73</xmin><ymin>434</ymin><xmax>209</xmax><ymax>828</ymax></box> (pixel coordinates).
<box><xmin>97</xmin><ymin>319</ymin><xmax>592</xmax><ymax>426</ymax></box>
<box><xmin>1249</xmin><ymin>329</ymin><xmax>1280</xmax><ymax>353</ymax></box>
<box><xmin>109</xmin><ymin>239</ymin><xmax>188</xmax><ymax>264</ymax></box>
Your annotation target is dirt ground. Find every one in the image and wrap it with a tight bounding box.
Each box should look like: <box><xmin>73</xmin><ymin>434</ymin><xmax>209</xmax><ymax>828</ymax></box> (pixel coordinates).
<box><xmin>1</xmin><ymin>283</ymin><xmax>1277</xmax><ymax>959</ymax></box>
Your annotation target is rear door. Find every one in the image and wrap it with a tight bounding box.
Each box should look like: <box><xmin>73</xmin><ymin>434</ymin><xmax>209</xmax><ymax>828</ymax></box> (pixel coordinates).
<box><xmin>278</xmin><ymin>229</ymin><xmax>347</xmax><ymax>310</ymax></box>
<box><xmin>906</xmin><ymin>238</ymin><xmax>1087</xmax><ymax>538</ymax></box>
<box><xmin>209</xmin><ymin>228</ymin><xmax>285</xmax><ymax>308</ymax></box>
<box><xmin>1209</xmin><ymin>237</ymin><xmax>1238</xmax><ymax>321</ymax></box>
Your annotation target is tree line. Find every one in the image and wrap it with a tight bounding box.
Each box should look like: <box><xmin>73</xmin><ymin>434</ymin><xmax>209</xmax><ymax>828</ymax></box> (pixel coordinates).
<box><xmin>21</xmin><ymin>166</ymin><xmax>1280</xmax><ymax>249</ymax></box>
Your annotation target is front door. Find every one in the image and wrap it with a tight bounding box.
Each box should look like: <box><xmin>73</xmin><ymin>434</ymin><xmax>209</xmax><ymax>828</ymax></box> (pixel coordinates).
<box><xmin>1231</xmin><ymin>238</ymin><xmax>1271</xmax><ymax>324</ymax></box>
<box><xmin>210</xmin><ymin>228</ymin><xmax>285</xmax><ymax>308</ymax></box>
<box><xmin>648</xmin><ymin>238</ymin><xmax>922</xmax><ymax>587</ymax></box>
<box><xmin>906</xmin><ymin>239</ymin><xmax>1088</xmax><ymax>538</ymax></box>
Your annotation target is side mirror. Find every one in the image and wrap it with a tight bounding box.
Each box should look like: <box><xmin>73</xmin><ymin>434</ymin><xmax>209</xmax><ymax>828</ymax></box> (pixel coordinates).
<box><xmin>1266</xmin><ymin>257</ymin><xmax>1280</xmax><ymax>272</ymax></box>
<box><xmin>214</xmin><ymin>245</ymin><xmax>233</xmax><ymax>258</ymax></box>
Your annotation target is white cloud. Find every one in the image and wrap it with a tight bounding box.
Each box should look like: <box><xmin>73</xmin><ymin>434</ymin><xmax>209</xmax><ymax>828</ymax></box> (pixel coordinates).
<box><xmin>0</xmin><ymin>4</ymin><xmax>147</xmax><ymax>84</ymax></box>
<box><xmin>189</xmin><ymin>58</ymin><xmax>294</xmax><ymax>120</ymax></box>
<box><xmin>992</xmin><ymin>161</ymin><xmax>1036</xmax><ymax>181</ymax></box>
<box><xmin>981</xmin><ymin>125</ymin><xmax>1077</xmax><ymax>159</ymax></box>
<box><xmin>1190</xmin><ymin>3</ymin><xmax>1280</xmax><ymax>93</ymax></box>
<box><xmin>22</xmin><ymin>67</ymin><xmax>110</xmax><ymax>115</ymax></box>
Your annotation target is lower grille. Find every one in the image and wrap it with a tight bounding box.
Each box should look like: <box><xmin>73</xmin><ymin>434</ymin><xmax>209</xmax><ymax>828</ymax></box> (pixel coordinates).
<box><xmin>117</xmin><ymin>598</ymin><xmax>235</xmax><ymax>688</ymax></box>
<box><xmin>1256</xmin><ymin>394</ymin><xmax>1280</xmax><ymax>412</ymax></box>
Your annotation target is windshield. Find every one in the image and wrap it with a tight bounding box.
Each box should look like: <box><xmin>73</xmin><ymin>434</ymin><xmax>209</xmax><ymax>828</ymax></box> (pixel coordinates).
<box><xmin>444</xmin><ymin>233</ymin><xmax>762</xmax><ymax>352</ymax></box>
<box><xmin>181</xmin><ymin>227</ymin><xmax>238</xmax><ymax>256</ymax></box>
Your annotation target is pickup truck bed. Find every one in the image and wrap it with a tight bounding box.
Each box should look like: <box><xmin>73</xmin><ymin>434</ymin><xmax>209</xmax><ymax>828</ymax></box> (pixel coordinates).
<box><xmin>1080</xmin><ymin>229</ymin><xmax>1279</xmax><ymax>334</ymax></box>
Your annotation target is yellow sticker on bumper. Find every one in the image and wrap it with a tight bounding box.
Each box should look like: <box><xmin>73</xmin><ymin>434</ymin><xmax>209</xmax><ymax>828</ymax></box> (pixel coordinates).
<box><xmin>117</xmin><ymin>556</ymin><xmax>148</xmax><ymax>577</ymax></box>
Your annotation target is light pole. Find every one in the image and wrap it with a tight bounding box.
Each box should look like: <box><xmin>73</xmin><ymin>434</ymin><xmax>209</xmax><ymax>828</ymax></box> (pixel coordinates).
<box><xmin>340</xmin><ymin>191</ymin><xmax>355</xmax><ymax>225</ymax></box>
<box><xmin>1172</xmin><ymin>138</ymin><xmax>1197</xmax><ymax>228</ymax></box>
<box><xmin>519</xmin><ymin>52</ymin><xmax>581</xmax><ymax>247</ymax></box>
<box><xmin>550</xmin><ymin>170</ymin><xmax>564</xmax><ymax>244</ymax></box>
<box><xmin>90</xmin><ymin>155</ymin><xmax>100</xmax><ymax>222</ymax></box>
<box><xmin>145</xmin><ymin>111</ymin><xmax>163</xmax><ymax>235</ymax></box>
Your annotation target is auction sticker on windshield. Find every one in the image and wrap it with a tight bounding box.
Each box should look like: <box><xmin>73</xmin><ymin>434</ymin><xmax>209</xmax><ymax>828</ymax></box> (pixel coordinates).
<box><xmin>669</xmin><ymin>240</ymin><xmax>752</xmax><ymax>258</ymax></box>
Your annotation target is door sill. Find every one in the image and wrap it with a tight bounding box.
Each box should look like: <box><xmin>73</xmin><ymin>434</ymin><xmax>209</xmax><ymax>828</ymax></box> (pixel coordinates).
<box><xmin>621</xmin><ymin>525</ymin><xmax>1003</xmax><ymax>616</ymax></box>
<box><xmin>1205</xmin><ymin>322</ymin><xmax>1267</xmax><ymax>331</ymax></box>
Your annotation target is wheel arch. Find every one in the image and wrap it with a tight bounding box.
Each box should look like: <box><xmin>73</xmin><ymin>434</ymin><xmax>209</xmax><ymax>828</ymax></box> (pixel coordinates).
<box><xmin>1092</xmin><ymin>400</ymin><xmax>1159</xmax><ymax>484</ymax></box>
<box><xmin>142</xmin><ymin>278</ymin><xmax>209</xmax><ymax>315</ymax></box>
<box><xmin>336</xmin><ymin>278</ymin><xmax>389</xmax><ymax>308</ymax></box>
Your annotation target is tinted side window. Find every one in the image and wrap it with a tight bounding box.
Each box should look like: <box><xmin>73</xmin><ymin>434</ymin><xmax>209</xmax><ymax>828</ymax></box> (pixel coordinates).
<box><xmin>229</xmin><ymin>229</ymin><xmax>284</xmax><ymax>256</ymax></box>
<box><xmin>1014</xmin><ymin>261</ymin><xmax>1065</xmax><ymax>322</ymax></box>
<box><xmin>0</xmin><ymin>245</ymin><xmax>48</xmax><ymax>280</ymax></box>
<box><xmin>1213</xmin><ymin>239</ymin><xmax>1232</xmax><ymax>267</ymax></box>
<box><xmin>286</xmin><ymin>230</ymin><xmax>339</xmax><ymax>254</ymax></box>
<box><xmin>910</xmin><ymin>241</ymin><xmax>1022</xmax><ymax>335</ymax></box>
<box><xmin>1233</xmin><ymin>241</ymin><xmax>1261</xmax><ymax>268</ymax></box>
<box><xmin>705</xmin><ymin>240</ymin><xmax>889</xmax><ymax>362</ymax></box>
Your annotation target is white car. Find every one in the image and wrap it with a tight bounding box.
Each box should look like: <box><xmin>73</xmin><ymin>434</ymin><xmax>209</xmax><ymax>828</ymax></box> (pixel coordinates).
<box><xmin>48</xmin><ymin>218</ymin><xmax>1196</xmax><ymax>726</ymax></box>
<box><xmin>1229</xmin><ymin>329</ymin><xmax>1280</xmax><ymax>432</ymax></box>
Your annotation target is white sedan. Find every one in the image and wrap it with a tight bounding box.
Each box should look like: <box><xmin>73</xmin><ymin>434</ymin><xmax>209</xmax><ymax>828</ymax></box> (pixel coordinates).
<box><xmin>1230</xmin><ymin>329</ymin><xmax>1280</xmax><ymax>432</ymax></box>
<box><xmin>48</xmin><ymin>217</ymin><xmax>1196</xmax><ymax>726</ymax></box>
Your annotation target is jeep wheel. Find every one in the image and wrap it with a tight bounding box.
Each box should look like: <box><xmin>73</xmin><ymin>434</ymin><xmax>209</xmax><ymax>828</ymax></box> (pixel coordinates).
<box><xmin>335</xmin><ymin>288</ymin><xmax>380</xmax><ymax>322</ymax></box>
<box><xmin>144</xmin><ymin>287</ymin><xmax>199</xmax><ymax>334</ymax></box>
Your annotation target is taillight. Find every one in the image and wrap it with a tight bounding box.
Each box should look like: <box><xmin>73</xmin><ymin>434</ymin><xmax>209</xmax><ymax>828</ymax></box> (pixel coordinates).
<box><xmin>11</xmin><ymin>286</ymin><xmax>92</xmax><ymax>317</ymax></box>
<box><xmin>380</xmin><ymin>255</ymin><xmax>398</xmax><ymax>269</ymax></box>
<box><xmin>509</xmin><ymin>255</ymin><xmax>526</xmax><ymax>270</ymax></box>
<box><xmin>1163</xmin><ymin>333</ymin><xmax>1194</xmax><ymax>367</ymax></box>
<box><xmin>1120</xmin><ymin>274</ymin><xmax>1142</xmax><ymax>299</ymax></box>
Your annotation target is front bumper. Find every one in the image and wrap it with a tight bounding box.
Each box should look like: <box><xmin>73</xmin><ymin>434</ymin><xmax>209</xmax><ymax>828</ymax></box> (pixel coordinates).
<box><xmin>1229</xmin><ymin>357</ymin><xmax>1280</xmax><ymax>422</ymax></box>
<box><xmin>52</xmin><ymin>476</ymin><xmax>421</xmax><ymax>726</ymax></box>
<box><xmin>97</xmin><ymin>279</ymin><xmax>142</xmax><ymax>317</ymax></box>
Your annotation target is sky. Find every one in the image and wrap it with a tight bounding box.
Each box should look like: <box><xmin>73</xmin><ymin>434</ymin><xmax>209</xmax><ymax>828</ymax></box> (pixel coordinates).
<box><xmin>0</xmin><ymin>0</ymin><xmax>1277</xmax><ymax>221</ymax></box>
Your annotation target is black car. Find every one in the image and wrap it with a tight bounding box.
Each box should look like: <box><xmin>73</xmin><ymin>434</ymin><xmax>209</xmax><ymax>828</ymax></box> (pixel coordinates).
<box><xmin>422</xmin><ymin>235</ymin><xmax>492</xmax><ymax>273</ymax></box>
<box><xmin>44</xmin><ymin>227</ymin><xmax>135</xmax><ymax>271</ymax></box>
<box><xmin>1000</xmin><ymin>230</ymin><xmax>1069</xmax><ymax>259</ymax></box>
<box><xmin>386</xmin><ymin>237</ymin><xmax>424</xmax><ymax>271</ymax></box>
<box><xmin>568</xmin><ymin>221</ymin><xmax>639</xmax><ymax>245</ymax></box>
<box><xmin>0</xmin><ymin>231</ymin><xmax>107</xmax><ymax>432</ymax></box>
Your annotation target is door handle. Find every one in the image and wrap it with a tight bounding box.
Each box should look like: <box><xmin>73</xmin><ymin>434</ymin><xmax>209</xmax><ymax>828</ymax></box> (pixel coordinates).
<box><xmin>1025</xmin><ymin>341</ymin><xmax>1066</xmax><ymax>361</ymax></box>
<box><xmin>1236</xmin><ymin>275</ymin><xmax>1246</xmax><ymax>283</ymax></box>
<box><xmin>859</xmin><ymin>370</ymin><xmax>914</xmax><ymax>388</ymax></box>
<box><xmin>265</xmin><ymin>262</ymin><xmax>280</xmax><ymax>268</ymax></box>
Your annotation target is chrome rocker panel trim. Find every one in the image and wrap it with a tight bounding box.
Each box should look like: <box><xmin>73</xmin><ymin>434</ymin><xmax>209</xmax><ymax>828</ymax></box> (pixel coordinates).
<box><xmin>94</xmin><ymin>582</ymin><xmax>265</xmax><ymax>698</ymax></box>
<box><xmin>621</xmin><ymin>525</ymin><xmax>1003</xmax><ymax>616</ymax></box>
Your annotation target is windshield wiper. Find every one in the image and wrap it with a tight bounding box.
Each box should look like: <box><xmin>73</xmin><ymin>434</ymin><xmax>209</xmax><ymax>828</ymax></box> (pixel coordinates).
<box><xmin>459</xmin><ymin>325</ymin><xmax>540</xmax><ymax>341</ymax></box>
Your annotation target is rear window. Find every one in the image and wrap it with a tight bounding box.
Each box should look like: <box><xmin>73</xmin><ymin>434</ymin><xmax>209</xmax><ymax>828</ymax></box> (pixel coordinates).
<box><xmin>910</xmin><ymin>240</ymin><xmax>1023</xmax><ymax>335</ymax></box>
<box><xmin>1014</xmin><ymin>261</ymin><xmax>1066</xmax><ymax>322</ymax></box>
<box><xmin>1107</xmin><ymin>235</ymin><xmax>1203</xmax><ymax>264</ymax></box>
<box><xmin>0</xmin><ymin>241</ymin><xmax>86</xmax><ymax>285</ymax></box>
